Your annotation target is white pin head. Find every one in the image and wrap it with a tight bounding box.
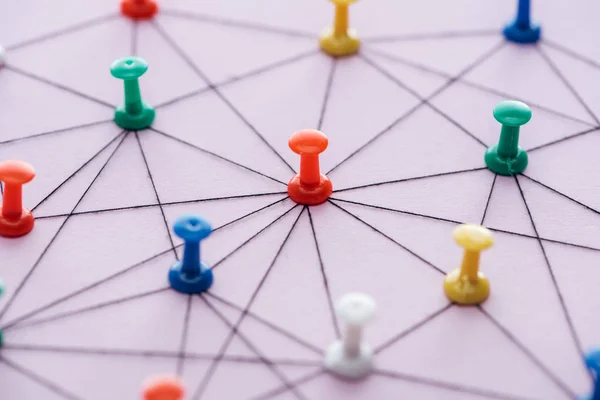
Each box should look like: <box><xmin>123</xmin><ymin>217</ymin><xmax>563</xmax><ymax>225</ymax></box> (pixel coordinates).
<box><xmin>325</xmin><ymin>292</ymin><xmax>376</xmax><ymax>380</ymax></box>
<box><xmin>336</xmin><ymin>292</ymin><xmax>377</xmax><ymax>326</ymax></box>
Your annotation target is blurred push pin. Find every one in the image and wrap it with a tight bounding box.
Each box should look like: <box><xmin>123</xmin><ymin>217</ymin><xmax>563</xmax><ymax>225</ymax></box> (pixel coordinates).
<box><xmin>325</xmin><ymin>292</ymin><xmax>376</xmax><ymax>379</ymax></box>
<box><xmin>485</xmin><ymin>100</ymin><xmax>532</xmax><ymax>176</ymax></box>
<box><xmin>121</xmin><ymin>0</ymin><xmax>158</xmax><ymax>20</ymax></box>
<box><xmin>580</xmin><ymin>349</ymin><xmax>600</xmax><ymax>400</ymax></box>
<box><xmin>444</xmin><ymin>224</ymin><xmax>493</xmax><ymax>305</ymax></box>
<box><xmin>0</xmin><ymin>45</ymin><xmax>5</xmax><ymax>67</ymax></box>
<box><xmin>142</xmin><ymin>375</ymin><xmax>185</xmax><ymax>400</ymax></box>
<box><xmin>168</xmin><ymin>215</ymin><xmax>214</xmax><ymax>294</ymax></box>
<box><xmin>0</xmin><ymin>160</ymin><xmax>35</xmax><ymax>238</ymax></box>
<box><xmin>320</xmin><ymin>0</ymin><xmax>361</xmax><ymax>57</ymax></box>
<box><xmin>288</xmin><ymin>129</ymin><xmax>333</xmax><ymax>205</ymax></box>
<box><xmin>503</xmin><ymin>0</ymin><xmax>541</xmax><ymax>44</ymax></box>
<box><xmin>110</xmin><ymin>56</ymin><xmax>155</xmax><ymax>130</ymax></box>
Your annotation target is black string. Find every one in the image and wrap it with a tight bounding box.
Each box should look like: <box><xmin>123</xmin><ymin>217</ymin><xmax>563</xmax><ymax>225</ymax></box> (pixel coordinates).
<box><xmin>514</xmin><ymin>176</ymin><xmax>587</xmax><ymax>362</ymax></box>
<box><xmin>6</xmin><ymin>13</ymin><xmax>120</xmax><ymax>51</ymax></box>
<box><xmin>1</xmin><ymin>352</ymin><xmax>83</xmax><ymax>400</ymax></box>
<box><xmin>135</xmin><ymin>132</ymin><xmax>178</xmax><ymax>260</ymax></box>
<box><xmin>0</xmin><ymin>133</ymin><xmax>128</xmax><ymax>322</ymax></box>
<box><xmin>537</xmin><ymin>46</ymin><xmax>600</xmax><ymax>125</ymax></box>
<box><xmin>0</xmin><ymin>119</ymin><xmax>113</xmax><ymax>146</ymax></box>
<box><xmin>200</xmin><ymin>295</ymin><xmax>306</xmax><ymax>400</ymax></box>
<box><xmin>1</xmin><ymin>197</ymin><xmax>289</xmax><ymax>329</ymax></box>
<box><xmin>364</xmin><ymin>29</ymin><xmax>501</xmax><ymax>43</ymax></box>
<box><xmin>306</xmin><ymin>207</ymin><xmax>340</xmax><ymax>338</ymax></box>
<box><xmin>191</xmin><ymin>206</ymin><xmax>304</xmax><ymax>400</ymax></box>
<box><xmin>177</xmin><ymin>295</ymin><xmax>193</xmax><ymax>375</ymax></box>
<box><xmin>159</xmin><ymin>9</ymin><xmax>316</xmax><ymax>39</ymax></box>
<box><xmin>480</xmin><ymin>174</ymin><xmax>497</xmax><ymax>225</ymax></box>
<box><xmin>32</xmin><ymin>131</ymin><xmax>125</xmax><ymax>212</ymax></box>
<box><xmin>477</xmin><ymin>306</ymin><xmax>577</xmax><ymax>398</ymax></box>
<box><xmin>154</xmin><ymin>50</ymin><xmax>318</xmax><ymax>110</ymax></box>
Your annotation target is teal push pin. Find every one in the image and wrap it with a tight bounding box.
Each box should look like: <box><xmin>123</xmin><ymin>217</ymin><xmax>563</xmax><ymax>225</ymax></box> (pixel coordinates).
<box><xmin>485</xmin><ymin>100</ymin><xmax>532</xmax><ymax>176</ymax></box>
<box><xmin>110</xmin><ymin>56</ymin><xmax>155</xmax><ymax>130</ymax></box>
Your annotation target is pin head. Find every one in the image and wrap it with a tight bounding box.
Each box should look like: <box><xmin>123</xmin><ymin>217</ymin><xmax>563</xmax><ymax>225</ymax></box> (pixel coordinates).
<box><xmin>453</xmin><ymin>224</ymin><xmax>494</xmax><ymax>252</ymax></box>
<box><xmin>330</xmin><ymin>0</ymin><xmax>358</xmax><ymax>5</ymax></box>
<box><xmin>0</xmin><ymin>160</ymin><xmax>35</xmax><ymax>185</ymax></box>
<box><xmin>336</xmin><ymin>292</ymin><xmax>376</xmax><ymax>325</ymax></box>
<box><xmin>289</xmin><ymin>129</ymin><xmax>328</xmax><ymax>156</ymax></box>
<box><xmin>142</xmin><ymin>375</ymin><xmax>184</xmax><ymax>400</ymax></box>
<box><xmin>173</xmin><ymin>215</ymin><xmax>212</xmax><ymax>242</ymax></box>
<box><xmin>110</xmin><ymin>56</ymin><xmax>149</xmax><ymax>80</ymax></box>
<box><xmin>585</xmin><ymin>349</ymin><xmax>600</xmax><ymax>372</ymax></box>
<box><xmin>493</xmin><ymin>100</ymin><xmax>532</xmax><ymax>127</ymax></box>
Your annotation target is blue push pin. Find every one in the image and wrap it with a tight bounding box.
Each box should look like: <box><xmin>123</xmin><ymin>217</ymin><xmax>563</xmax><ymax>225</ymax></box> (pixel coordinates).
<box><xmin>503</xmin><ymin>0</ymin><xmax>541</xmax><ymax>44</ymax></box>
<box><xmin>168</xmin><ymin>215</ymin><xmax>214</xmax><ymax>294</ymax></box>
<box><xmin>580</xmin><ymin>349</ymin><xmax>600</xmax><ymax>400</ymax></box>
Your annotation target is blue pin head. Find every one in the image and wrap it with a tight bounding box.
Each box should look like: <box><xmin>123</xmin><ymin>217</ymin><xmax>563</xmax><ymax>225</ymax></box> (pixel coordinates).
<box><xmin>585</xmin><ymin>349</ymin><xmax>600</xmax><ymax>373</ymax></box>
<box><xmin>173</xmin><ymin>215</ymin><xmax>212</xmax><ymax>242</ymax></box>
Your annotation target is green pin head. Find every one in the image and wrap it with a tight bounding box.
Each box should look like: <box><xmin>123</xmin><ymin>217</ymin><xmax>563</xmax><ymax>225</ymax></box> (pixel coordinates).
<box><xmin>0</xmin><ymin>279</ymin><xmax>4</xmax><ymax>297</ymax></box>
<box><xmin>493</xmin><ymin>100</ymin><xmax>532</xmax><ymax>127</ymax></box>
<box><xmin>110</xmin><ymin>57</ymin><xmax>148</xmax><ymax>80</ymax></box>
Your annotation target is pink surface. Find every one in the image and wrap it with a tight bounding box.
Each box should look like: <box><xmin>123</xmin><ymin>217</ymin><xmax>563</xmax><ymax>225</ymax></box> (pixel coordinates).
<box><xmin>0</xmin><ymin>1</ymin><xmax>599</xmax><ymax>399</ymax></box>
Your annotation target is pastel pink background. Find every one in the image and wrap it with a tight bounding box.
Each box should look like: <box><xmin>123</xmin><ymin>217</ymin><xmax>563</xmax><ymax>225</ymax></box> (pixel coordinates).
<box><xmin>1</xmin><ymin>0</ymin><xmax>599</xmax><ymax>399</ymax></box>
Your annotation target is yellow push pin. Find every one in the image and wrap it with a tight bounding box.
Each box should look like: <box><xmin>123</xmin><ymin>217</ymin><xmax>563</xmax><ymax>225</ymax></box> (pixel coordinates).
<box><xmin>443</xmin><ymin>224</ymin><xmax>493</xmax><ymax>305</ymax></box>
<box><xmin>320</xmin><ymin>0</ymin><xmax>361</xmax><ymax>57</ymax></box>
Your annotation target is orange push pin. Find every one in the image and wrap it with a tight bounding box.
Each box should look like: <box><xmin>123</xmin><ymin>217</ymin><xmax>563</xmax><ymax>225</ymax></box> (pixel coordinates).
<box><xmin>0</xmin><ymin>160</ymin><xmax>35</xmax><ymax>238</ymax></box>
<box><xmin>121</xmin><ymin>0</ymin><xmax>158</xmax><ymax>20</ymax></box>
<box><xmin>142</xmin><ymin>375</ymin><xmax>185</xmax><ymax>400</ymax></box>
<box><xmin>288</xmin><ymin>129</ymin><xmax>333</xmax><ymax>205</ymax></box>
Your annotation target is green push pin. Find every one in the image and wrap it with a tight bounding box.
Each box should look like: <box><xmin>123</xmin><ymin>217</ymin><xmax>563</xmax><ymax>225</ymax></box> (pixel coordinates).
<box><xmin>110</xmin><ymin>56</ymin><xmax>155</xmax><ymax>130</ymax></box>
<box><xmin>485</xmin><ymin>100</ymin><xmax>532</xmax><ymax>176</ymax></box>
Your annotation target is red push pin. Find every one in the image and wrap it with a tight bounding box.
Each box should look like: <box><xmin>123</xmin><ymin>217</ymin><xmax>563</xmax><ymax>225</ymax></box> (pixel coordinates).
<box><xmin>142</xmin><ymin>375</ymin><xmax>185</xmax><ymax>400</ymax></box>
<box><xmin>0</xmin><ymin>160</ymin><xmax>35</xmax><ymax>238</ymax></box>
<box><xmin>288</xmin><ymin>129</ymin><xmax>333</xmax><ymax>205</ymax></box>
<box><xmin>121</xmin><ymin>0</ymin><xmax>158</xmax><ymax>20</ymax></box>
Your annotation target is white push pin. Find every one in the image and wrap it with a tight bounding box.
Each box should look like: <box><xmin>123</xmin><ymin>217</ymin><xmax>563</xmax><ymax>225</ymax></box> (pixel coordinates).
<box><xmin>0</xmin><ymin>45</ymin><xmax>5</xmax><ymax>67</ymax></box>
<box><xmin>325</xmin><ymin>292</ymin><xmax>376</xmax><ymax>379</ymax></box>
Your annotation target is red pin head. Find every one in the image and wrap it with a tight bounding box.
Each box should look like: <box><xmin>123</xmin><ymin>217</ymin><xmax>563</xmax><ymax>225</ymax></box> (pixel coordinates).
<box><xmin>121</xmin><ymin>0</ymin><xmax>158</xmax><ymax>20</ymax></box>
<box><xmin>0</xmin><ymin>160</ymin><xmax>35</xmax><ymax>185</ymax></box>
<box><xmin>0</xmin><ymin>160</ymin><xmax>35</xmax><ymax>238</ymax></box>
<box><xmin>289</xmin><ymin>129</ymin><xmax>328</xmax><ymax>156</ymax></box>
<box><xmin>142</xmin><ymin>376</ymin><xmax>185</xmax><ymax>400</ymax></box>
<box><xmin>287</xmin><ymin>129</ymin><xmax>333</xmax><ymax>205</ymax></box>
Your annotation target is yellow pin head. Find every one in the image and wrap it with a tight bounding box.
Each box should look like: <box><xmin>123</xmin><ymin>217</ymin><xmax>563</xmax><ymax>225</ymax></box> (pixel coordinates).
<box><xmin>330</xmin><ymin>0</ymin><xmax>358</xmax><ymax>5</ymax></box>
<box><xmin>453</xmin><ymin>224</ymin><xmax>494</xmax><ymax>252</ymax></box>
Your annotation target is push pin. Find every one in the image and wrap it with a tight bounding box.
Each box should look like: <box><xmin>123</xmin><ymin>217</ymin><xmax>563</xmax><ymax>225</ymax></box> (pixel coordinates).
<box><xmin>121</xmin><ymin>0</ymin><xmax>159</xmax><ymax>20</ymax></box>
<box><xmin>503</xmin><ymin>0</ymin><xmax>541</xmax><ymax>44</ymax></box>
<box><xmin>325</xmin><ymin>292</ymin><xmax>376</xmax><ymax>380</ymax></box>
<box><xmin>0</xmin><ymin>160</ymin><xmax>35</xmax><ymax>238</ymax></box>
<box><xmin>142</xmin><ymin>375</ymin><xmax>185</xmax><ymax>400</ymax></box>
<box><xmin>580</xmin><ymin>349</ymin><xmax>600</xmax><ymax>400</ymax></box>
<box><xmin>320</xmin><ymin>0</ymin><xmax>361</xmax><ymax>57</ymax></box>
<box><xmin>110</xmin><ymin>56</ymin><xmax>155</xmax><ymax>130</ymax></box>
<box><xmin>0</xmin><ymin>45</ymin><xmax>5</xmax><ymax>67</ymax></box>
<box><xmin>444</xmin><ymin>224</ymin><xmax>493</xmax><ymax>305</ymax></box>
<box><xmin>168</xmin><ymin>215</ymin><xmax>214</xmax><ymax>294</ymax></box>
<box><xmin>485</xmin><ymin>100</ymin><xmax>532</xmax><ymax>176</ymax></box>
<box><xmin>288</xmin><ymin>129</ymin><xmax>333</xmax><ymax>205</ymax></box>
